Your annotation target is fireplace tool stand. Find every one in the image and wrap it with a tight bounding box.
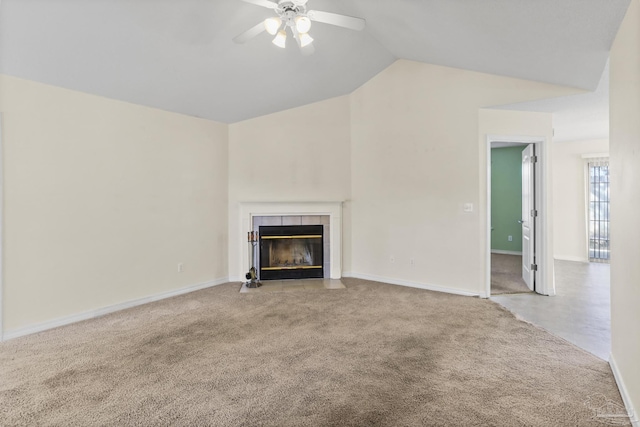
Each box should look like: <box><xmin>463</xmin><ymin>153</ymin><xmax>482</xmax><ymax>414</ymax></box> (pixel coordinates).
<box><xmin>244</xmin><ymin>231</ymin><xmax>262</xmax><ymax>288</ymax></box>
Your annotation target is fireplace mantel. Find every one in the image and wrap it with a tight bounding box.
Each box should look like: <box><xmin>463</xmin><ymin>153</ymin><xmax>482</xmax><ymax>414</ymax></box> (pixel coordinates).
<box><xmin>238</xmin><ymin>202</ymin><xmax>343</xmax><ymax>280</ymax></box>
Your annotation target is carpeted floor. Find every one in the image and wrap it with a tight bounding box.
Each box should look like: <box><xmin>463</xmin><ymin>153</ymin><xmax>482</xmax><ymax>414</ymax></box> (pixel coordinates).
<box><xmin>491</xmin><ymin>253</ymin><xmax>532</xmax><ymax>295</ymax></box>
<box><xmin>0</xmin><ymin>278</ymin><xmax>627</xmax><ymax>426</ymax></box>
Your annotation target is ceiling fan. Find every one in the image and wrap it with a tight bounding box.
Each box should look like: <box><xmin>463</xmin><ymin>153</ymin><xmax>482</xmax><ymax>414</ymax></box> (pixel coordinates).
<box><xmin>233</xmin><ymin>0</ymin><xmax>366</xmax><ymax>53</ymax></box>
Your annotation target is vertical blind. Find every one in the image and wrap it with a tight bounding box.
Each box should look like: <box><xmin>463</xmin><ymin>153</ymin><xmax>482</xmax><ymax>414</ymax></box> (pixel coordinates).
<box><xmin>588</xmin><ymin>158</ymin><xmax>610</xmax><ymax>263</ymax></box>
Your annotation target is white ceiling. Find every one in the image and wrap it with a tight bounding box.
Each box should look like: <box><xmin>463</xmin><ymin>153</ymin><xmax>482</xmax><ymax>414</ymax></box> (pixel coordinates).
<box><xmin>0</xmin><ymin>0</ymin><xmax>630</xmax><ymax>124</ymax></box>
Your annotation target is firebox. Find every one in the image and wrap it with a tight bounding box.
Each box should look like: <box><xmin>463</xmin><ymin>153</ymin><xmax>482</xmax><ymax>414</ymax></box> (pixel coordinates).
<box><xmin>259</xmin><ymin>225</ymin><xmax>323</xmax><ymax>280</ymax></box>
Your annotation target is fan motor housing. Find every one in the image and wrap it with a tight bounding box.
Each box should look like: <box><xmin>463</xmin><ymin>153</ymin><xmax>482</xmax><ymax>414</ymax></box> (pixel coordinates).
<box><xmin>278</xmin><ymin>1</ymin><xmax>306</xmax><ymax>15</ymax></box>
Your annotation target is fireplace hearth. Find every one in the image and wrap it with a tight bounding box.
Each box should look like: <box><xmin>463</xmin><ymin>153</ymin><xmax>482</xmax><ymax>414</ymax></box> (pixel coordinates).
<box><xmin>259</xmin><ymin>225</ymin><xmax>324</xmax><ymax>280</ymax></box>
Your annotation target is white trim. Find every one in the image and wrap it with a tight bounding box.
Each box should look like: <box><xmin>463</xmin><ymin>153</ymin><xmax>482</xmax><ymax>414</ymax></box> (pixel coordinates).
<box><xmin>491</xmin><ymin>250</ymin><xmax>523</xmax><ymax>256</ymax></box>
<box><xmin>610</xmin><ymin>353</ymin><xmax>639</xmax><ymax>426</ymax></box>
<box><xmin>3</xmin><ymin>277</ymin><xmax>229</xmax><ymax>341</ymax></box>
<box><xmin>581</xmin><ymin>152</ymin><xmax>610</xmax><ymax>159</ymax></box>
<box><xmin>584</xmin><ymin>159</ymin><xmax>591</xmax><ymax>263</ymax></box>
<box><xmin>238</xmin><ymin>202</ymin><xmax>343</xmax><ymax>280</ymax></box>
<box><xmin>344</xmin><ymin>272</ymin><xmax>480</xmax><ymax>297</ymax></box>
<box><xmin>554</xmin><ymin>255</ymin><xmax>589</xmax><ymax>263</ymax></box>
<box><xmin>485</xmin><ymin>135</ymin><xmax>555</xmax><ymax>298</ymax></box>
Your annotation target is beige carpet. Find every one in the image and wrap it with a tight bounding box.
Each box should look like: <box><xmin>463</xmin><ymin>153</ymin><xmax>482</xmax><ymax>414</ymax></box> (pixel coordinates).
<box><xmin>491</xmin><ymin>253</ymin><xmax>532</xmax><ymax>295</ymax></box>
<box><xmin>0</xmin><ymin>278</ymin><xmax>626</xmax><ymax>426</ymax></box>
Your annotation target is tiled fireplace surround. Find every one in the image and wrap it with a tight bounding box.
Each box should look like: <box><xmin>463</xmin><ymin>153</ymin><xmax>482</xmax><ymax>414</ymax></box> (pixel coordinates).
<box><xmin>238</xmin><ymin>202</ymin><xmax>342</xmax><ymax>280</ymax></box>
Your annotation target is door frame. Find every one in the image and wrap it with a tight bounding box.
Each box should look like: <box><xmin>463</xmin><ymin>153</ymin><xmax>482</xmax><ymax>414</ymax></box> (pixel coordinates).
<box><xmin>485</xmin><ymin>134</ymin><xmax>556</xmax><ymax>297</ymax></box>
<box><xmin>521</xmin><ymin>143</ymin><xmax>536</xmax><ymax>291</ymax></box>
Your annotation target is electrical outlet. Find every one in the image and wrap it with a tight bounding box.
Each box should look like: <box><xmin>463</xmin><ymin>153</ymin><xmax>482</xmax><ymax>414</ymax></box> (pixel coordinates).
<box><xmin>390</xmin><ymin>256</ymin><xmax>395</xmax><ymax>263</ymax></box>
<box><xmin>508</xmin><ymin>235</ymin><xmax>513</xmax><ymax>242</ymax></box>
<box><xmin>178</xmin><ymin>263</ymin><xmax>184</xmax><ymax>273</ymax></box>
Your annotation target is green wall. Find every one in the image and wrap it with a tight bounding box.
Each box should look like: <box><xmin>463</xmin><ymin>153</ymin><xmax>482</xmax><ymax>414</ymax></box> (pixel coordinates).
<box><xmin>491</xmin><ymin>146</ymin><xmax>524</xmax><ymax>252</ymax></box>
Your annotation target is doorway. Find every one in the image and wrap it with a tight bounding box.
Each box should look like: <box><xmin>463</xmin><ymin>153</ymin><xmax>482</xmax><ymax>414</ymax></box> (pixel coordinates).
<box><xmin>485</xmin><ymin>135</ymin><xmax>554</xmax><ymax>298</ymax></box>
<box><xmin>489</xmin><ymin>142</ymin><xmax>532</xmax><ymax>295</ymax></box>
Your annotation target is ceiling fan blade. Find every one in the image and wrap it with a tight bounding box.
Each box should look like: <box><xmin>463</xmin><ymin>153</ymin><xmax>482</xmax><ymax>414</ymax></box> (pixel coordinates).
<box><xmin>233</xmin><ymin>21</ymin><xmax>266</xmax><ymax>44</ymax></box>
<box><xmin>307</xmin><ymin>10</ymin><xmax>366</xmax><ymax>31</ymax></box>
<box><xmin>241</xmin><ymin>0</ymin><xmax>278</xmax><ymax>9</ymax></box>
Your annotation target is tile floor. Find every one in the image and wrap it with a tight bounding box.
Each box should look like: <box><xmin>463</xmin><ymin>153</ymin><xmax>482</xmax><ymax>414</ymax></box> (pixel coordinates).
<box><xmin>492</xmin><ymin>260</ymin><xmax>610</xmax><ymax>360</ymax></box>
<box><xmin>240</xmin><ymin>278</ymin><xmax>346</xmax><ymax>293</ymax></box>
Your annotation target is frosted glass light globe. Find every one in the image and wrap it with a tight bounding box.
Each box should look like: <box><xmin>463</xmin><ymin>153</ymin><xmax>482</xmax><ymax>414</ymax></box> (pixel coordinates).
<box><xmin>295</xmin><ymin>16</ymin><xmax>312</xmax><ymax>33</ymax></box>
<box><xmin>264</xmin><ymin>17</ymin><xmax>282</xmax><ymax>35</ymax></box>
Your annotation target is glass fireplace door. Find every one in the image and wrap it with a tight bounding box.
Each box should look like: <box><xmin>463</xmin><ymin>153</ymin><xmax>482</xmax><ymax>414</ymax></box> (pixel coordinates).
<box><xmin>259</xmin><ymin>225</ymin><xmax>323</xmax><ymax>280</ymax></box>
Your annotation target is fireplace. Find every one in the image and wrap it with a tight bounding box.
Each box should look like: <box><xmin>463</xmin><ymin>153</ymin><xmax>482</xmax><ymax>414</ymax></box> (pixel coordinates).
<box><xmin>238</xmin><ymin>202</ymin><xmax>342</xmax><ymax>281</ymax></box>
<box><xmin>259</xmin><ymin>225</ymin><xmax>324</xmax><ymax>280</ymax></box>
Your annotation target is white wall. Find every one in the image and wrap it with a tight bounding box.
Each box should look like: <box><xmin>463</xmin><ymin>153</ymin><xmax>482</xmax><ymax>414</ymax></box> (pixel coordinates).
<box><xmin>0</xmin><ymin>59</ymin><xmax>593</xmax><ymax>341</ymax></box>
<box><xmin>610</xmin><ymin>0</ymin><xmax>640</xmax><ymax>422</ymax></box>
<box><xmin>349</xmin><ymin>60</ymin><xmax>578</xmax><ymax>295</ymax></box>
<box><xmin>0</xmin><ymin>75</ymin><xmax>229</xmax><ymax>335</ymax></box>
<box><xmin>552</xmin><ymin>139</ymin><xmax>609</xmax><ymax>262</ymax></box>
<box><xmin>228</xmin><ymin>96</ymin><xmax>352</xmax><ymax>279</ymax></box>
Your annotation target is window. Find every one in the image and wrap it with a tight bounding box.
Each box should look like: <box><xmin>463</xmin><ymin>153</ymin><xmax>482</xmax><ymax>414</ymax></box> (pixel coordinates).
<box><xmin>588</xmin><ymin>158</ymin><xmax>610</xmax><ymax>262</ymax></box>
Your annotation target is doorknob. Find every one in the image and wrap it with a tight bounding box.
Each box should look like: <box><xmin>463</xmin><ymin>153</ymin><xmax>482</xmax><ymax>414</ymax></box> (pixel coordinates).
<box><xmin>518</xmin><ymin>220</ymin><xmax>524</xmax><ymax>224</ymax></box>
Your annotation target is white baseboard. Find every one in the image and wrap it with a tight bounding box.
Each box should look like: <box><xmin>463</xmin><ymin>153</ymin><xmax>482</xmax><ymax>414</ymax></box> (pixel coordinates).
<box><xmin>610</xmin><ymin>353</ymin><xmax>639</xmax><ymax>426</ymax></box>
<box><xmin>491</xmin><ymin>250</ymin><xmax>522</xmax><ymax>255</ymax></box>
<box><xmin>2</xmin><ymin>277</ymin><xmax>229</xmax><ymax>341</ymax></box>
<box><xmin>343</xmin><ymin>272</ymin><xmax>479</xmax><ymax>297</ymax></box>
<box><xmin>554</xmin><ymin>255</ymin><xmax>589</xmax><ymax>263</ymax></box>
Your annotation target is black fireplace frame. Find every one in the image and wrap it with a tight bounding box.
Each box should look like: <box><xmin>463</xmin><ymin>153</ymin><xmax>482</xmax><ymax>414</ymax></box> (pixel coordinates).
<box><xmin>259</xmin><ymin>225</ymin><xmax>324</xmax><ymax>280</ymax></box>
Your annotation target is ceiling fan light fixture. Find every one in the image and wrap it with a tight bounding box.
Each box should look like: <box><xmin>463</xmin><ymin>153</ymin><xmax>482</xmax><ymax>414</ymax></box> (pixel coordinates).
<box><xmin>272</xmin><ymin>30</ymin><xmax>287</xmax><ymax>48</ymax></box>
<box><xmin>295</xmin><ymin>16</ymin><xmax>312</xmax><ymax>33</ymax></box>
<box><xmin>298</xmin><ymin>32</ymin><xmax>313</xmax><ymax>47</ymax></box>
<box><xmin>264</xmin><ymin>17</ymin><xmax>282</xmax><ymax>35</ymax></box>
<box><xmin>235</xmin><ymin>0</ymin><xmax>367</xmax><ymax>52</ymax></box>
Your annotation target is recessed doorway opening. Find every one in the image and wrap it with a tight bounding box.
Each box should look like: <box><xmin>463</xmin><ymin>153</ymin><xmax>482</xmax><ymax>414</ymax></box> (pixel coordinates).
<box><xmin>489</xmin><ymin>143</ymin><xmax>531</xmax><ymax>295</ymax></box>
<box><xmin>485</xmin><ymin>135</ymin><xmax>554</xmax><ymax>298</ymax></box>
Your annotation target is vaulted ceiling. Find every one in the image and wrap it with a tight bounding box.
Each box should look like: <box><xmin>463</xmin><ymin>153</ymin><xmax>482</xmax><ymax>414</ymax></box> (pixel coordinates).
<box><xmin>0</xmin><ymin>0</ymin><xmax>630</xmax><ymax>124</ymax></box>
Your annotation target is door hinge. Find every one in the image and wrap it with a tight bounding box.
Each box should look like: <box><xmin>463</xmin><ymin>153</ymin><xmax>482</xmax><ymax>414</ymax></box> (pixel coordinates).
<box><xmin>531</xmin><ymin>155</ymin><xmax>538</xmax><ymax>163</ymax></box>
<box><xmin>531</xmin><ymin>264</ymin><xmax>538</xmax><ymax>271</ymax></box>
<box><xmin>531</xmin><ymin>209</ymin><xmax>538</xmax><ymax>217</ymax></box>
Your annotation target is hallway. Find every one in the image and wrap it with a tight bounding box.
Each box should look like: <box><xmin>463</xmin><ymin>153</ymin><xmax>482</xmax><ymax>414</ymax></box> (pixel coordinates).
<box><xmin>492</xmin><ymin>260</ymin><xmax>610</xmax><ymax>360</ymax></box>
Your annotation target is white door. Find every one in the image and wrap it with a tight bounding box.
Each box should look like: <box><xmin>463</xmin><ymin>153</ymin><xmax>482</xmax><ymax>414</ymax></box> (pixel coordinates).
<box><xmin>521</xmin><ymin>144</ymin><xmax>535</xmax><ymax>291</ymax></box>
